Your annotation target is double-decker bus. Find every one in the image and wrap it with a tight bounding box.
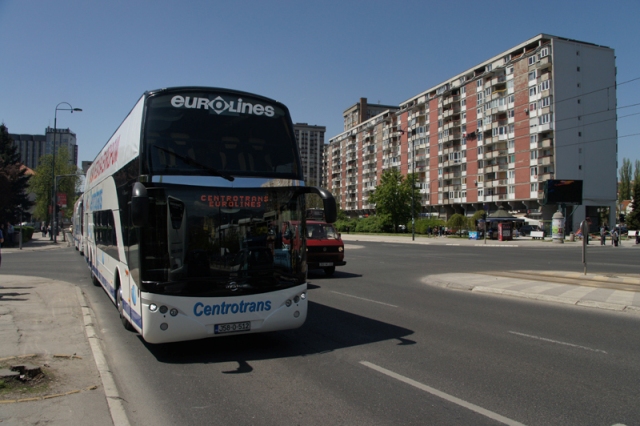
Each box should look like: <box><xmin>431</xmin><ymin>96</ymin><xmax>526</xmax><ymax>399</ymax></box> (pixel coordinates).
<box><xmin>82</xmin><ymin>87</ymin><xmax>336</xmax><ymax>344</ymax></box>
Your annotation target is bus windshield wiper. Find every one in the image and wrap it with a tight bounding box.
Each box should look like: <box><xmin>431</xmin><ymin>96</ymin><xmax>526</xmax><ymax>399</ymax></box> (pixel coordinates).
<box><xmin>154</xmin><ymin>146</ymin><xmax>235</xmax><ymax>181</ymax></box>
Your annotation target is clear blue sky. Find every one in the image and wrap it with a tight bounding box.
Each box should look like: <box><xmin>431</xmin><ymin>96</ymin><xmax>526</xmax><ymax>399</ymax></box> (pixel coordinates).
<box><xmin>2</xmin><ymin>0</ymin><xmax>639</xmax><ymax>168</ymax></box>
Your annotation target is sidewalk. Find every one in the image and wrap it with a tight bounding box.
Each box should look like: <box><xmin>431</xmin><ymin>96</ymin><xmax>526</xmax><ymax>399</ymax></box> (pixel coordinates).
<box><xmin>0</xmin><ymin>273</ymin><xmax>126</xmax><ymax>425</ymax></box>
<box><xmin>1</xmin><ymin>231</ymin><xmax>74</xmax><ymax>253</ymax></box>
<box><xmin>341</xmin><ymin>232</ymin><xmax>640</xmax><ymax>248</ymax></box>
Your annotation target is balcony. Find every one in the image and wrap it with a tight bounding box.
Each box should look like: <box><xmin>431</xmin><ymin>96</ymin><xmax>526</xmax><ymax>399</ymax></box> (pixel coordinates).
<box><xmin>539</xmin><ymin>156</ymin><xmax>554</xmax><ymax>166</ymax></box>
<box><xmin>535</xmin><ymin>56</ymin><xmax>552</xmax><ymax>70</ymax></box>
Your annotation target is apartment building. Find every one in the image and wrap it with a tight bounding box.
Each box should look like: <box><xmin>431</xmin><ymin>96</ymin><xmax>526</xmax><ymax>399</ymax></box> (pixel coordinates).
<box><xmin>326</xmin><ymin>34</ymin><xmax>617</xmax><ymax>229</ymax></box>
<box><xmin>11</xmin><ymin>127</ymin><xmax>79</xmax><ymax>169</ymax></box>
<box><xmin>294</xmin><ymin>123</ymin><xmax>326</xmax><ymax>186</ymax></box>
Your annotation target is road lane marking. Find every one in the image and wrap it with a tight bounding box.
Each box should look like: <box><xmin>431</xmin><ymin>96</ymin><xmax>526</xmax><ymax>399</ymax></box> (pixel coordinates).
<box><xmin>360</xmin><ymin>361</ymin><xmax>526</xmax><ymax>426</ymax></box>
<box><xmin>330</xmin><ymin>291</ymin><xmax>398</xmax><ymax>307</ymax></box>
<box><xmin>508</xmin><ymin>331</ymin><xmax>608</xmax><ymax>354</ymax></box>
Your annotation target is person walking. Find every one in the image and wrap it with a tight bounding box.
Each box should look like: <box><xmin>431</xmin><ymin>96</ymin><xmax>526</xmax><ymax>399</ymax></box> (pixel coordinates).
<box><xmin>600</xmin><ymin>225</ymin><xmax>606</xmax><ymax>245</ymax></box>
<box><xmin>612</xmin><ymin>228</ymin><xmax>619</xmax><ymax>247</ymax></box>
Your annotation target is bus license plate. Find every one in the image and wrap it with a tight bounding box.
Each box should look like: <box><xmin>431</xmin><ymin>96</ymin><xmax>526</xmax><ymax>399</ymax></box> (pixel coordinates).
<box><xmin>214</xmin><ymin>321</ymin><xmax>251</xmax><ymax>334</ymax></box>
<box><xmin>319</xmin><ymin>262</ymin><xmax>332</xmax><ymax>267</ymax></box>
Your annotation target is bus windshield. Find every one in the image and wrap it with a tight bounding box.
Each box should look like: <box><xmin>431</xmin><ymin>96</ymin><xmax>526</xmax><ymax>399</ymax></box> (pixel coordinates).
<box><xmin>133</xmin><ymin>184</ymin><xmax>307</xmax><ymax>297</ymax></box>
<box><xmin>143</xmin><ymin>90</ymin><xmax>301</xmax><ymax>180</ymax></box>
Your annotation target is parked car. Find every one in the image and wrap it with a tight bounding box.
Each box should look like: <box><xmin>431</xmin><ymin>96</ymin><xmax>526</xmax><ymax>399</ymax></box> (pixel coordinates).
<box><xmin>518</xmin><ymin>225</ymin><xmax>540</xmax><ymax>236</ymax></box>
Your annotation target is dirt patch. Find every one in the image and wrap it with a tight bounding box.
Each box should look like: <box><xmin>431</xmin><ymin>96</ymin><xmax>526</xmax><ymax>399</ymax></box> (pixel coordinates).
<box><xmin>0</xmin><ymin>354</ymin><xmax>100</xmax><ymax>402</ymax></box>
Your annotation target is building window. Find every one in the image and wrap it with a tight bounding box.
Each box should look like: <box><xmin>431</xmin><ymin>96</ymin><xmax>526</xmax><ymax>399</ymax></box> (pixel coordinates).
<box><xmin>528</xmin><ymin>55</ymin><xmax>537</xmax><ymax>65</ymax></box>
<box><xmin>539</xmin><ymin>47</ymin><xmax>550</xmax><ymax>58</ymax></box>
<box><xmin>531</xmin><ymin>166</ymin><xmax>538</xmax><ymax>176</ymax></box>
<box><xmin>540</xmin><ymin>96</ymin><xmax>551</xmax><ymax>108</ymax></box>
<box><xmin>477</xmin><ymin>79</ymin><xmax>483</xmax><ymax>88</ymax></box>
<box><xmin>507</xmin><ymin>66</ymin><xmax>514</xmax><ymax>75</ymax></box>
<box><xmin>531</xmin><ymin>151</ymin><xmax>538</xmax><ymax>160</ymax></box>
<box><xmin>529</xmin><ymin>86</ymin><xmax>538</xmax><ymax>97</ymax></box>
<box><xmin>539</xmin><ymin>80</ymin><xmax>550</xmax><ymax>92</ymax></box>
<box><xmin>531</xmin><ymin>182</ymin><xmax>539</xmax><ymax>191</ymax></box>
<box><xmin>528</xmin><ymin>71</ymin><xmax>537</xmax><ymax>81</ymax></box>
<box><xmin>508</xmin><ymin>154</ymin><xmax>515</xmax><ymax>164</ymax></box>
<box><xmin>530</xmin><ymin>134</ymin><xmax>538</xmax><ymax>144</ymax></box>
<box><xmin>539</xmin><ymin>113</ymin><xmax>552</xmax><ymax>125</ymax></box>
<box><xmin>508</xmin><ymin>140</ymin><xmax>515</xmax><ymax>149</ymax></box>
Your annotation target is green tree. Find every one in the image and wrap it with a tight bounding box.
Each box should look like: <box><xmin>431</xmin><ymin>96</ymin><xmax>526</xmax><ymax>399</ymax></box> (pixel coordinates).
<box><xmin>634</xmin><ymin>160</ymin><xmax>640</xmax><ymax>193</ymax></box>
<box><xmin>368</xmin><ymin>169</ymin><xmax>414</xmax><ymax>232</ymax></box>
<box><xmin>619</xmin><ymin>158</ymin><xmax>632</xmax><ymax>201</ymax></box>
<box><xmin>626</xmin><ymin>179</ymin><xmax>640</xmax><ymax>231</ymax></box>
<box><xmin>446</xmin><ymin>213</ymin><xmax>467</xmax><ymax>236</ymax></box>
<box><xmin>0</xmin><ymin>124</ymin><xmax>33</xmax><ymax>224</ymax></box>
<box><xmin>29</xmin><ymin>145</ymin><xmax>80</xmax><ymax>225</ymax></box>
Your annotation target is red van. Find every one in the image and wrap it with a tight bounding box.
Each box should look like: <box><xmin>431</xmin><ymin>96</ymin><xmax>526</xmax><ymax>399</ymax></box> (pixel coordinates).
<box><xmin>282</xmin><ymin>220</ymin><xmax>346</xmax><ymax>276</ymax></box>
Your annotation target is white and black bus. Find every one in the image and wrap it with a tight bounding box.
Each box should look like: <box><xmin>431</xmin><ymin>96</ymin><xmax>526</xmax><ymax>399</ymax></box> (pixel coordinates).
<box><xmin>82</xmin><ymin>87</ymin><xmax>336</xmax><ymax>343</ymax></box>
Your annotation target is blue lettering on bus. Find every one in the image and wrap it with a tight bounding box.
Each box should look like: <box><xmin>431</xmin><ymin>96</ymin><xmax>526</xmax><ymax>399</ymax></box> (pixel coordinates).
<box><xmin>90</xmin><ymin>189</ymin><xmax>103</xmax><ymax>211</ymax></box>
<box><xmin>193</xmin><ymin>300</ymin><xmax>272</xmax><ymax>317</ymax></box>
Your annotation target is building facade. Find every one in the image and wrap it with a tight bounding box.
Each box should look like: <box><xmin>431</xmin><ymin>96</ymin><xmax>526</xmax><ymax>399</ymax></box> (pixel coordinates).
<box><xmin>326</xmin><ymin>34</ymin><xmax>618</xmax><ymax>230</ymax></box>
<box><xmin>11</xmin><ymin>127</ymin><xmax>78</xmax><ymax>169</ymax></box>
<box><xmin>293</xmin><ymin>123</ymin><xmax>326</xmax><ymax>186</ymax></box>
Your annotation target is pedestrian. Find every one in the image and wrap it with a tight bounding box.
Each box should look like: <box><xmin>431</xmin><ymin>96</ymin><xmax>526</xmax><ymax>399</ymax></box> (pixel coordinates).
<box><xmin>636</xmin><ymin>231</ymin><xmax>639</xmax><ymax>245</ymax></box>
<box><xmin>612</xmin><ymin>228</ymin><xmax>619</xmax><ymax>247</ymax></box>
<box><xmin>600</xmin><ymin>225</ymin><xmax>606</xmax><ymax>245</ymax></box>
<box><xmin>41</xmin><ymin>223</ymin><xmax>46</xmax><ymax>237</ymax></box>
<box><xmin>6</xmin><ymin>222</ymin><xmax>13</xmax><ymax>247</ymax></box>
<box><xmin>47</xmin><ymin>224</ymin><xmax>51</xmax><ymax>237</ymax></box>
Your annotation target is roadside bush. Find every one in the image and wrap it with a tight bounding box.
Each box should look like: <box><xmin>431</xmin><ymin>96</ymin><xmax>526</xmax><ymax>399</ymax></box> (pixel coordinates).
<box><xmin>355</xmin><ymin>214</ymin><xmax>392</xmax><ymax>233</ymax></box>
<box><xmin>13</xmin><ymin>226</ymin><xmax>34</xmax><ymax>243</ymax></box>
<box><xmin>334</xmin><ymin>218</ymin><xmax>358</xmax><ymax>233</ymax></box>
<box><xmin>415</xmin><ymin>218</ymin><xmax>446</xmax><ymax>235</ymax></box>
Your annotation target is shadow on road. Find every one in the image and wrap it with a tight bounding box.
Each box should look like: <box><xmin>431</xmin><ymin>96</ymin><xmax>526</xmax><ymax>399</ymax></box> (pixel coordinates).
<box><xmin>143</xmin><ymin>300</ymin><xmax>415</xmax><ymax>365</ymax></box>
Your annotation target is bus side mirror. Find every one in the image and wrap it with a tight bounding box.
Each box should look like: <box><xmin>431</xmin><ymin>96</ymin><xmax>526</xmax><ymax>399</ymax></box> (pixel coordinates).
<box><xmin>297</xmin><ymin>187</ymin><xmax>337</xmax><ymax>223</ymax></box>
<box><xmin>131</xmin><ymin>182</ymin><xmax>149</xmax><ymax>227</ymax></box>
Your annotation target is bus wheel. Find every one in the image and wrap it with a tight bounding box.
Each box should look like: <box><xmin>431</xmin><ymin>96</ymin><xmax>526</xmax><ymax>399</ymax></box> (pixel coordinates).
<box><xmin>324</xmin><ymin>266</ymin><xmax>336</xmax><ymax>277</ymax></box>
<box><xmin>117</xmin><ymin>286</ymin><xmax>135</xmax><ymax>331</ymax></box>
<box><xmin>91</xmin><ymin>268</ymin><xmax>100</xmax><ymax>287</ymax></box>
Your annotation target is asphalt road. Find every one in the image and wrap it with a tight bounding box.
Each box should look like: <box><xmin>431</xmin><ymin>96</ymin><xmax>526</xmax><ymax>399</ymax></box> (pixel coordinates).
<box><xmin>3</xmin><ymin>242</ymin><xmax>640</xmax><ymax>425</ymax></box>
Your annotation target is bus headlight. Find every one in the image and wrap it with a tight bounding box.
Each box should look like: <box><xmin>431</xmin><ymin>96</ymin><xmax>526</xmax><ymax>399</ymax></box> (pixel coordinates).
<box><xmin>170</xmin><ymin>308</ymin><xmax>178</xmax><ymax>317</ymax></box>
<box><xmin>159</xmin><ymin>305</ymin><xmax>168</xmax><ymax>314</ymax></box>
<box><xmin>160</xmin><ymin>323</ymin><xmax>168</xmax><ymax>331</ymax></box>
<box><xmin>149</xmin><ymin>303</ymin><xmax>158</xmax><ymax>312</ymax></box>
<box><xmin>293</xmin><ymin>295</ymin><xmax>300</xmax><ymax>303</ymax></box>
<box><xmin>285</xmin><ymin>299</ymin><xmax>292</xmax><ymax>307</ymax></box>
<box><xmin>300</xmin><ymin>292</ymin><xmax>306</xmax><ymax>300</ymax></box>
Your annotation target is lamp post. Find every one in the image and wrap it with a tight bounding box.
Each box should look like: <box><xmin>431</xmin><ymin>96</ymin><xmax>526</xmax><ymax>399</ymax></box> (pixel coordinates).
<box><xmin>50</xmin><ymin>102</ymin><xmax>82</xmax><ymax>243</ymax></box>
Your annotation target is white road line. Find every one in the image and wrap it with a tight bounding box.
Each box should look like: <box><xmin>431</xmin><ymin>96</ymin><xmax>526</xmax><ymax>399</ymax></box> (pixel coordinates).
<box><xmin>330</xmin><ymin>291</ymin><xmax>398</xmax><ymax>307</ymax></box>
<box><xmin>508</xmin><ymin>331</ymin><xmax>608</xmax><ymax>354</ymax></box>
<box><xmin>360</xmin><ymin>361</ymin><xmax>526</xmax><ymax>426</ymax></box>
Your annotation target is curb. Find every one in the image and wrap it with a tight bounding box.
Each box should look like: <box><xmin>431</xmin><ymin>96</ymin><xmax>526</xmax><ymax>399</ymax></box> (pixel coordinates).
<box><xmin>75</xmin><ymin>287</ymin><xmax>131</xmax><ymax>426</ymax></box>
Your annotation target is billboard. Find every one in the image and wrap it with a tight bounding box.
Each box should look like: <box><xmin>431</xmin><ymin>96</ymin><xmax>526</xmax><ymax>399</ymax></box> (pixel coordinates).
<box><xmin>542</xmin><ymin>180</ymin><xmax>583</xmax><ymax>205</ymax></box>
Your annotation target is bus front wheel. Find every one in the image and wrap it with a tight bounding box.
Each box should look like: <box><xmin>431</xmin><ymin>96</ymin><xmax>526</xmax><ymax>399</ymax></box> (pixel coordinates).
<box><xmin>117</xmin><ymin>286</ymin><xmax>135</xmax><ymax>331</ymax></box>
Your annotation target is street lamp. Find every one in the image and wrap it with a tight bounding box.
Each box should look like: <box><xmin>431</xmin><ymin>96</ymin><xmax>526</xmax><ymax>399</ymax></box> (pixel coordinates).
<box><xmin>50</xmin><ymin>102</ymin><xmax>82</xmax><ymax>243</ymax></box>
